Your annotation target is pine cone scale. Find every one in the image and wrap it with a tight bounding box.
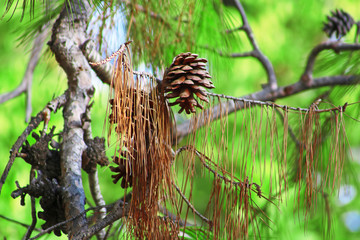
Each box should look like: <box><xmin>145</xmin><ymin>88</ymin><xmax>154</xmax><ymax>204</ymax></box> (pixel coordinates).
<box><xmin>183</xmin><ymin>56</ymin><xmax>197</xmax><ymax>64</ymax></box>
<box><xmin>183</xmin><ymin>79</ymin><xmax>195</xmax><ymax>85</ymax></box>
<box><xmin>187</xmin><ymin>75</ymin><xmax>202</xmax><ymax>81</ymax></box>
<box><xmin>179</xmin><ymin>88</ymin><xmax>191</xmax><ymax>98</ymax></box>
<box><xmin>181</xmin><ymin>65</ymin><xmax>193</xmax><ymax>71</ymax></box>
<box><xmin>171</xmin><ymin>76</ymin><xmax>186</xmax><ymax>85</ymax></box>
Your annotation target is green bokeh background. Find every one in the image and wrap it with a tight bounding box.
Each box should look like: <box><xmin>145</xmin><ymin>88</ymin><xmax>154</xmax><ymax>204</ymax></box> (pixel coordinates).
<box><xmin>0</xmin><ymin>1</ymin><xmax>359</xmax><ymax>239</ymax></box>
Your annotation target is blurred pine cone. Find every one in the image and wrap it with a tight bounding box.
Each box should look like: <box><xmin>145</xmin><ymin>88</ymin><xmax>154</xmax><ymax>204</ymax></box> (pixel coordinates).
<box><xmin>323</xmin><ymin>9</ymin><xmax>354</xmax><ymax>38</ymax></box>
<box><xmin>163</xmin><ymin>52</ymin><xmax>214</xmax><ymax>114</ymax></box>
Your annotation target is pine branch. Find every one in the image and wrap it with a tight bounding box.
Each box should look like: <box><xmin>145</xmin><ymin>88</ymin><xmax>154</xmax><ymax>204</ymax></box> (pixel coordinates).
<box><xmin>88</xmin><ymin>40</ymin><xmax>132</xmax><ymax>66</ymax></box>
<box><xmin>206</xmin><ymin>92</ymin><xmax>349</xmax><ymax>113</ymax></box>
<box><xmin>175</xmin><ymin>146</ymin><xmax>267</xmax><ymax>200</ymax></box>
<box><xmin>0</xmin><ymin>77</ymin><xmax>27</xmax><ymax>104</ymax></box>
<box><xmin>175</xmin><ymin>75</ymin><xmax>359</xmax><ymax>141</ymax></box>
<box><xmin>158</xmin><ymin>205</ymin><xmax>190</xmax><ymax>227</ymax></box>
<box><xmin>23</xmin><ymin>168</ymin><xmax>37</xmax><ymax>240</ymax></box>
<box><xmin>172</xmin><ymin>182</ymin><xmax>212</xmax><ymax>226</ymax></box>
<box><xmin>82</xmin><ymin>101</ymin><xmax>107</xmax><ymax>240</ymax></box>
<box><xmin>81</xmin><ymin>39</ymin><xmax>113</xmax><ymax>85</ymax></box>
<box><xmin>231</xmin><ymin>0</ymin><xmax>277</xmax><ymax>90</ymax></box>
<box><xmin>301</xmin><ymin>42</ymin><xmax>360</xmax><ymax>85</ymax></box>
<box><xmin>82</xmin><ymin>43</ymin><xmax>359</xmax><ymax>143</ymax></box>
<box><xmin>0</xmin><ymin>23</ymin><xmax>48</xmax><ymax>122</ymax></box>
<box><xmin>81</xmin><ymin>41</ymin><xmax>162</xmax><ymax>85</ymax></box>
<box><xmin>48</xmin><ymin>0</ymin><xmax>93</xmax><ymax>235</ymax></box>
<box><xmin>0</xmin><ymin>214</ymin><xmax>41</xmax><ymax>232</ymax></box>
<box><xmin>81</xmin><ymin>48</ymin><xmax>359</xmax><ymax>143</ymax></box>
<box><xmin>72</xmin><ymin>200</ymin><xmax>130</xmax><ymax>240</ymax></box>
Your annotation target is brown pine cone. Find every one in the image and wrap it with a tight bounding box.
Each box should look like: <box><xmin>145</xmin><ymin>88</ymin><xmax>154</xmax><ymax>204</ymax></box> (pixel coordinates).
<box><xmin>323</xmin><ymin>9</ymin><xmax>354</xmax><ymax>38</ymax></box>
<box><xmin>110</xmin><ymin>152</ymin><xmax>133</xmax><ymax>188</ymax></box>
<box><xmin>163</xmin><ymin>52</ymin><xmax>214</xmax><ymax>114</ymax></box>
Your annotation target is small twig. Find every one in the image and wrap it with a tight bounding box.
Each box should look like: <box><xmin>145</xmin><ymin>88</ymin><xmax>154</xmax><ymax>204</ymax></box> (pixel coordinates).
<box><xmin>0</xmin><ymin>93</ymin><xmax>67</xmax><ymax>194</ymax></box>
<box><xmin>206</xmin><ymin>92</ymin><xmax>349</xmax><ymax>113</ymax></box>
<box><xmin>81</xmin><ymin>39</ymin><xmax>113</xmax><ymax>84</ymax></box>
<box><xmin>176</xmin><ymin>146</ymin><xmax>243</xmax><ymax>187</ymax></box>
<box><xmin>176</xmin><ymin>145</ymin><xmax>266</xmax><ymax>199</ymax></box>
<box><xmin>23</xmin><ymin>168</ymin><xmax>37</xmax><ymax>240</ymax></box>
<box><xmin>82</xmin><ymin>101</ymin><xmax>107</xmax><ymax>240</ymax></box>
<box><xmin>199</xmin><ymin>45</ymin><xmax>255</xmax><ymax>58</ymax></box>
<box><xmin>175</xmin><ymin>74</ymin><xmax>359</xmax><ymax>141</ymax></box>
<box><xmin>225</xmin><ymin>26</ymin><xmax>243</xmax><ymax>34</ymax></box>
<box><xmin>82</xmin><ymin>40</ymin><xmax>162</xmax><ymax>85</ymax></box>
<box><xmin>72</xmin><ymin>200</ymin><xmax>130</xmax><ymax>240</ymax></box>
<box><xmin>0</xmin><ymin>23</ymin><xmax>48</xmax><ymax>122</ymax></box>
<box><xmin>89</xmin><ymin>40</ymin><xmax>132</xmax><ymax>66</ymax></box>
<box><xmin>0</xmin><ymin>214</ymin><xmax>41</xmax><ymax>232</ymax></box>
<box><xmin>232</xmin><ymin>0</ymin><xmax>277</xmax><ymax>90</ymax></box>
<box><xmin>88</xmin><ymin>171</ymin><xmax>107</xmax><ymax>239</ymax></box>
<box><xmin>103</xmin><ymin>223</ymin><xmax>113</xmax><ymax>240</ymax></box>
<box><xmin>228</xmin><ymin>51</ymin><xmax>256</xmax><ymax>58</ymax></box>
<box><xmin>177</xmin><ymin>145</ymin><xmax>270</xmax><ymax>214</ymax></box>
<box><xmin>0</xmin><ymin>72</ymin><xmax>27</xmax><ymax>104</ymax></box>
<box><xmin>158</xmin><ymin>205</ymin><xmax>190</xmax><ymax>227</ymax></box>
<box><xmin>172</xmin><ymin>182</ymin><xmax>212</xmax><ymax>226</ymax></box>
<box><xmin>29</xmin><ymin>208</ymin><xmax>96</xmax><ymax>240</ymax></box>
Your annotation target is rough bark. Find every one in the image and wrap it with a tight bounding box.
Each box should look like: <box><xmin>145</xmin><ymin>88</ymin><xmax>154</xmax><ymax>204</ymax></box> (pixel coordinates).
<box><xmin>48</xmin><ymin>0</ymin><xmax>92</xmax><ymax>236</ymax></box>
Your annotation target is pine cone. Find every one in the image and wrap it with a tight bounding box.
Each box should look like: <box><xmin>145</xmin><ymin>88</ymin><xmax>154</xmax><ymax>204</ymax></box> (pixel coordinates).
<box><xmin>323</xmin><ymin>9</ymin><xmax>354</xmax><ymax>38</ymax></box>
<box><xmin>110</xmin><ymin>152</ymin><xmax>133</xmax><ymax>188</ymax></box>
<box><xmin>163</xmin><ymin>52</ymin><xmax>214</xmax><ymax>114</ymax></box>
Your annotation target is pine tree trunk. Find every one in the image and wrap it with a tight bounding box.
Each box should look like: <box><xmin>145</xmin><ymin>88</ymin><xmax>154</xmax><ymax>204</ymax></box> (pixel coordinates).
<box><xmin>48</xmin><ymin>0</ymin><xmax>92</xmax><ymax>237</ymax></box>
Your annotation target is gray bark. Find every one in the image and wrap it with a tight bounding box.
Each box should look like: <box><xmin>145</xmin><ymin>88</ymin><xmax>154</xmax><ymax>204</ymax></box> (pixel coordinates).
<box><xmin>49</xmin><ymin>0</ymin><xmax>93</xmax><ymax>236</ymax></box>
